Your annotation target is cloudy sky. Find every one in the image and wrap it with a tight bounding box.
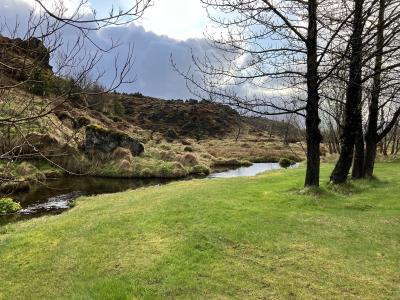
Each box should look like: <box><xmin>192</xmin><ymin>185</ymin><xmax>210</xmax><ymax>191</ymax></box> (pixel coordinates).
<box><xmin>1</xmin><ymin>0</ymin><xmax>218</xmax><ymax>99</ymax></box>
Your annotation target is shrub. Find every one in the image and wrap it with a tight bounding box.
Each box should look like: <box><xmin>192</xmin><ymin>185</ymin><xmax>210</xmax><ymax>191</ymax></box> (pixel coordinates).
<box><xmin>181</xmin><ymin>139</ymin><xmax>192</xmax><ymax>146</ymax></box>
<box><xmin>191</xmin><ymin>164</ymin><xmax>211</xmax><ymax>176</ymax></box>
<box><xmin>75</xmin><ymin>116</ymin><xmax>91</xmax><ymax>129</ymax></box>
<box><xmin>112</xmin><ymin>147</ymin><xmax>133</xmax><ymax>163</ymax></box>
<box><xmin>183</xmin><ymin>146</ymin><xmax>194</xmax><ymax>152</ymax></box>
<box><xmin>0</xmin><ymin>198</ymin><xmax>21</xmax><ymax>214</ymax></box>
<box><xmin>118</xmin><ymin>159</ymin><xmax>132</xmax><ymax>171</ymax></box>
<box><xmin>212</xmin><ymin>158</ymin><xmax>252</xmax><ymax>167</ymax></box>
<box><xmin>16</xmin><ymin>162</ymin><xmax>38</xmax><ymax>176</ymax></box>
<box><xmin>170</xmin><ymin>162</ymin><xmax>188</xmax><ymax>177</ymax></box>
<box><xmin>29</xmin><ymin>67</ymin><xmax>48</xmax><ymax>96</ymax></box>
<box><xmin>178</xmin><ymin>153</ymin><xmax>199</xmax><ymax>166</ymax></box>
<box><xmin>159</xmin><ymin>150</ymin><xmax>176</xmax><ymax>161</ymax></box>
<box><xmin>140</xmin><ymin>168</ymin><xmax>152</xmax><ymax>178</ymax></box>
<box><xmin>165</xmin><ymin>129</ymin><xmax>179</xmax><ymax>141</ymax></box>
<box><xmin>132</xmin><ymin>92</ymin><xmax>144</xmax><ymax>98</ymax></box>
<box><xmin>279</xmin><ymin>157</ymin><xmax>294</xmax><ymax>168</ymax></box>
<box><xmin>159</xmin><ymin>144</ymin><xmax>171</xmax><ymax>150</ymax></box>
<box><xmin>113</xmin><ymin>99</ymin><xmax>125</xmax><ymax>117</ymax></box>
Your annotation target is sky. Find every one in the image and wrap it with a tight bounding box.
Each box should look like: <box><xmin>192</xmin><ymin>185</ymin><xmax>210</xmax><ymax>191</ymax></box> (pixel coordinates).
<box><xmin>92</xmin><ymin>0</ymin><xmax>210</xmax><ymax>40</ymax></box>
<box><xmin>1</xmin><ymin>0</ymin><xmax>216</xmax><ymax>99</ymax></box>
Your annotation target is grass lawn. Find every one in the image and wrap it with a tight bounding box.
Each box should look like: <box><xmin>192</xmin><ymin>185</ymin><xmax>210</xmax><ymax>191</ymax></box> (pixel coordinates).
<box><xmin>1</xmin><ymin>163</ymin><xmax>399</xmax><ymax>299</ymax></box>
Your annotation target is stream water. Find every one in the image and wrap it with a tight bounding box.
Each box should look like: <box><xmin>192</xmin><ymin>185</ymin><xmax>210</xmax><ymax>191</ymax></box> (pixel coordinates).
<box><xmin>1</xmin><ymin>163</ymin><xmax>295</xmax><ymax>225</ymax></box>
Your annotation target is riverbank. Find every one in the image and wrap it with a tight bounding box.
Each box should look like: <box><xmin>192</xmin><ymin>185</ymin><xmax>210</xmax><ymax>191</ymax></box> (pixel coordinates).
<box><xmin>1</xmin><ymin>163</ymin><xmax>399</xmax><ymax>299</ymax></box>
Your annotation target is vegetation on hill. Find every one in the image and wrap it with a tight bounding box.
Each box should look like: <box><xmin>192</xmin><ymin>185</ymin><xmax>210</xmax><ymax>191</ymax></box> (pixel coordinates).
<box><xmin>0</xmin><ymin>35</ymin><xmax>306</xmax><ymax>194</ymax></box>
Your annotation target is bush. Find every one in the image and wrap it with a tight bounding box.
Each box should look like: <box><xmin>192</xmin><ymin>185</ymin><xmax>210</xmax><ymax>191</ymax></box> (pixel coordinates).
<box><xmin>212</xmin><ymin>158</ymin><xmax>252</xmax><ymax>167</ymax></box>
<box><xmin>112</xmin><ymin>147</ymin><xmax>133</xmax><ymax>163</ymax></box>
<box><xmin>140</xmin><ymin>168</ymin><xmax>152</xmax><ymax>178</ymax></box>
<box><xmin>0</xmin><ymin>198</ymin><xmax>21</xmax><ymax>214</ymax></box>
<box><xmin>191</xmin><ymin>164</ymin><xmax>210</xmax><ymax>176</ymax></box>
<box><xmin>29</xmin><ymin>67</ymin><xmax>48</xmax><ymax>96</ymax></box>
<box><xmin>75</xmin><ymin>116</ymin><xmax>91</xmax><ymax>129</ymax></box>
<box><xmin>165</xmin><ymin>129</ymin><xmax>179</xmax><ymax>141</ymax></box>
<box><xmin>159</xmin><ymin>150</ymin><xmax>176</xmax><ymax>161</ymax></box>
<box><xmin>183</xmin><ymin>146</ymin><xmax>194</xmax><ymax>152</ymax></box>
<box><xmin>16</xmin><ymin>162</ymin><xmax>38</xmax><ymax>176</ymax></box>
<box><xmin>118</xmin><ymin>159</ymin><xmax>132</xmax><ymax>171</ymax></box>
<box><xmin>132</xmin><ymin>92</ymin><xmax>144</xmax><ymax>98</ymax></box>
<box><xmin>279</xmin><ymin>157</ymin><xmax>294</xmax><ymax>168</ymax></box>
<box><xmin>113</xmin><ymin>99</ymin><xmax>125</xmax><ymax>117</ymax></box>
<box><xmin>178</xmin><ymin>153</ymin><xmax>199</xmax><ymax>166</ymax></box>
<box><xmin>181</xmin><ymin>139</ymin><xmax>192</xmax><ymax>146</ymax></box>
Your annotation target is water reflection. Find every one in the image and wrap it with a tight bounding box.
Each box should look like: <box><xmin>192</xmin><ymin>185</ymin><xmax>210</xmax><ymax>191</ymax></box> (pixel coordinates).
<box><xmin>1</xmin><ymin>163</ymin><xmax>298</xmax><ymax>224</ymax></box>
<box><xmin>1</xmin><ymin>176</ymin><xmax>171</xmax><ymax>225</ymax></box>
<box><xmin>208</xmin><ymin>163</ymin><xmax>283</xmax><ymax>178</ymax></box>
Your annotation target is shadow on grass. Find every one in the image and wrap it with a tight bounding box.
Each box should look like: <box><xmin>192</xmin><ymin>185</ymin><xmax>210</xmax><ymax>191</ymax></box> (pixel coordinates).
<box><xmin>285</xmin><ymin>176</ymin><xmax>391</xmax><ymax>211</ymax></box>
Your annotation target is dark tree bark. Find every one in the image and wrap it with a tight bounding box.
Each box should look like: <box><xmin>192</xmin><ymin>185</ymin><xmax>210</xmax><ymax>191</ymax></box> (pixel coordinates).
<box><xmin>352</xmin><ymin>104</ymin><xmax>365</xmax><ymax>179</ymax></box>
<box><xmin>330</xmin><ymin>0</ymin><xmax>365</xmax><ymax>184</ymax></box>
<box><xmin>362</xmin><ymin>0</ymin><xmax>385</xmax><ymax>178</ymax></box>
<box><xmin>305</xmin><ymin>0</ymin><xmax>322</xmax><ymax>187</ymax></box>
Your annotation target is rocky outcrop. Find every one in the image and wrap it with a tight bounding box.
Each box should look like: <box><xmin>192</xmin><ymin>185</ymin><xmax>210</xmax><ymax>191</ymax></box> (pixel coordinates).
<box><xmin>0</xmin><ymin>35</ymin><xmax>52</xmax><ymax>80</ymax></box>
<box><xmin>85</xmin><ymin>125</ymin><xmax>144</xmax><ymax>156</ymax></box>
<box><xmin>122</xmin><ymin>97</ymin><xmax>240</xmax><ymax>139</ymax></box>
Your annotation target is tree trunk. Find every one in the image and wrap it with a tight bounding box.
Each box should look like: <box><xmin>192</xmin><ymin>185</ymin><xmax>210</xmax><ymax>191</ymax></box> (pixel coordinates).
<box><xmin>330</xmin><ymin>0</ymin><xmax>364</xmax><ymax>184</ymax></box>
<box><xmin>362</xmin><ymin>0</ymin><xmax>384</xmax><ymax>178</ymax></box>
<box><xmin>352</xmin><ymin>104</ymin><xmax>365</xmax><ymax>179</ymax></box>
<box><xmin>304</xmin><ymin>0</ymin><xmax>321</xmax><ymax>187</ymax></box>
<box><xmin>364</xmin><ymin>138</ymin><xmax>377</xmax><ymax>178</ymax></box>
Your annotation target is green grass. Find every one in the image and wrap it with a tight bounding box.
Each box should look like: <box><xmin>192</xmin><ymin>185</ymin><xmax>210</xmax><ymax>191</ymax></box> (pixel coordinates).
<box><xmin>1</xmin><ymin>163</ymin><xmax>399</xmax><ymax>299</ymax></box>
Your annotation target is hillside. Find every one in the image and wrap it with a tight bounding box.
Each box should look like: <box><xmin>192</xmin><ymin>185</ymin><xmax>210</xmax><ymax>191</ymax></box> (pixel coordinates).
<box><xmin>0</xmin><ymin>36</ymin><xmax>306</xmax><ymax>193</ymax></box>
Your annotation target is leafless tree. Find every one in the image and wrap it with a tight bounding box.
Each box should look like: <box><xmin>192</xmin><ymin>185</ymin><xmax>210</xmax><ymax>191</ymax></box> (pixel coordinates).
<box><xmin>326</xmin><ymin>0</ymin><xmax>400</xmax><ymax>182</ymax></box>
<box><xmin>0</xmin><ymin>0</ymin><xmax>151</xmax><ymax>187</ymax></box>
<box><xmin>174</xmin><ymin>0</ymin><xmax>356</xmax><ymax>187</ymax></box>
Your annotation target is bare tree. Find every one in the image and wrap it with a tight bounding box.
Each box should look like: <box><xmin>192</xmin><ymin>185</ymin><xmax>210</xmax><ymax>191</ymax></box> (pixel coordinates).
<box><xmin>326</xmin><ymin>0</ymin><xmax>400</xmax><ymax>182</ymax></box>
<box><xmin>361</xmin><ymin>0</ymin><xmax>400</xmax><ymax>178</ymax></box>
<box><xmin>0</xmin><ymin>0</ymin><xmax>151</xmax><ymax>187</ymax></box>
<box><xmin>330</xmin><ymin>0</ymin><xmax>366</xmax><ymax>183</ymax></box>
<box><xmin>174</xmin><ymin>0</ymin><xmax>355</xmax><ymax>187</ymax></box>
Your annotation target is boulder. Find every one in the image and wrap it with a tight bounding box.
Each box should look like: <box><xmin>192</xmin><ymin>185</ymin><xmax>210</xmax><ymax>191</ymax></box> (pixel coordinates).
<box><xmin>85</xmin><ymin>125</ymin><xmax>144</xmax><ymax>156</ymax></box>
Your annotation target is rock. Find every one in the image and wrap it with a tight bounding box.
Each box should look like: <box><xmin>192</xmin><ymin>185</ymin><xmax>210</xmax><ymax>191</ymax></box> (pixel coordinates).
<box><xmin>85</xmin><ymin>125</ymin><xmax>144</xmax><ymax>156</ymax></box>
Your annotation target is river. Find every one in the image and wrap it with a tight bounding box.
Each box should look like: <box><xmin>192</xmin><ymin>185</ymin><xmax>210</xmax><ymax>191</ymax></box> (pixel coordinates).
<box><xmin>1</xmin><ymin>163</ymin><xmax>295</xmax><ymax>224</ymax></box>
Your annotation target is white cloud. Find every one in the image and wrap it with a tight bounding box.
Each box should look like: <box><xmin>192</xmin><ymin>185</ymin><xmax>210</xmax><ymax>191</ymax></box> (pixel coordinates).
<box><xmin>17</xmin><ymin>0</ymin><xmax>210</xmax><ymax>40</ymax></box>
<box><xmin>135</xmin><ymin>0</ymin><xmax>209</xmax><ymax>40</ymax></box>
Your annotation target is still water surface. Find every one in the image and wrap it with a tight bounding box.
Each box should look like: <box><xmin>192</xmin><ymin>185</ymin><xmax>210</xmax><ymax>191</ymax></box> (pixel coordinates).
<box><xmin>1</xmin><ymin>163</ymin><xmax>295</xmax><ymax>224</ymax></box>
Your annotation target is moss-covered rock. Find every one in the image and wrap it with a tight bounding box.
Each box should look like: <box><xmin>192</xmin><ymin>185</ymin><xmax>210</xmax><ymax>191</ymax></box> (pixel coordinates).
<box><xmin>85</xmin><ymin>125</ymin><xmax>144</xmax><ymax>156</ymax></box>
